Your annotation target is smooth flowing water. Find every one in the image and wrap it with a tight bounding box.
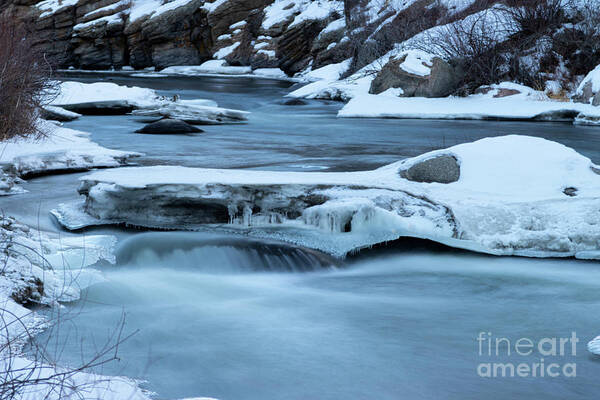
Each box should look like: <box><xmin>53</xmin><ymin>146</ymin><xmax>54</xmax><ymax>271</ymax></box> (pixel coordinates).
<box><xmin>3</xmin><ymin>74</ymin><xmax>600</xmax><ymax>399</ymax></box>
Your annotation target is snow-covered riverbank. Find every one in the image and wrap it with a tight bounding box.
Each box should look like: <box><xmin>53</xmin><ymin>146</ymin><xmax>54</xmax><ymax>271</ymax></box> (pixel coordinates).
<box><xmin>0</xmin><ymin>217</ymin><xmax>151</xmax><ymax>400</ymax></box>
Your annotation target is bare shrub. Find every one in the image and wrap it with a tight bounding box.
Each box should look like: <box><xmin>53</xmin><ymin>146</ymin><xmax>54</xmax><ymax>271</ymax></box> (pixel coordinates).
<box><xmin>504</xmin><ymin>0</ymin><xmax>568</xmax><ymax>38</ymax></box>
<box><xmin>0</xmin><ymin>16</ymin><xmax>55</xmax><ymax>142</ymax></box>
<box><xmin>411</xmin><ymin>10</ymin><xmax>509</xmax><ymax>94</ymax></box>
<box><xmin>344</xmin><ymin>0</ymin><xmax>444</xmax><ymax>77</ymax></box>
<box><xmin>0</xmin><ymin>219</ymin><xmax>139</xmax><ymax>400</ymax></box>
<box><xmin>555</xmin><ymin>0</ymin><xmax>600</xmax><ymax>77</ymax></box>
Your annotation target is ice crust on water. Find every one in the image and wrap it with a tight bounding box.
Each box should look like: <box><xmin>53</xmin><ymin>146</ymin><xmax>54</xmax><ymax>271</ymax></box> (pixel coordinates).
<box><xmin>52</xmin><ymin>135</ymin><xmax>600</xmax><ymax>259</ymax></box>
<box><xmin>0</xmin><ymin>217</ymin><xmax>151</xmax><ymax>400</ymax></box>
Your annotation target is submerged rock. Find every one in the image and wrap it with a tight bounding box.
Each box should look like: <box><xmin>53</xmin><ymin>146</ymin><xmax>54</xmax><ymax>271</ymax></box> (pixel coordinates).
<box><xmin>282</xmin><ymin>98</ymin><xmax>308</xmax><ymax>106</ymax></box>
<box><xmin>135</xmin><ymin>119</ymin><xmax>204</xmax><ymax>134</ymax></box>
<box><xmin>400</xmin><ymin>155</ymin><xmax>460</xmax><ymax>184</ymax></box>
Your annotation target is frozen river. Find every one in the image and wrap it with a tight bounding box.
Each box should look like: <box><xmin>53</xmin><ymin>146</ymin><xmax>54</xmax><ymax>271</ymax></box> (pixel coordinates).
<box><xmin>2</xmin><ymin>73</ymin><xmax>599</xmax><ymax>399</ymax></box>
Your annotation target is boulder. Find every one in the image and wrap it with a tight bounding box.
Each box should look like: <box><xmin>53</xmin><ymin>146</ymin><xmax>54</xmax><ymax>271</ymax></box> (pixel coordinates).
<box><xmin>370</xmin><ymin>53</ymin><xmax>462</xmax><ymax>97</ymax></box>
<box><xmin>572</xmin><ymin>64</ymin><xmax>600</xmax><ymax>105</ymax></box>
<box><xmin>400</xmin><ymin>155</ymin><xmax>460</xmax><ymax>183</ymax></box>
<box><xmin>135</xmin><ymin>119</ymin><xmax>204</xmax><ymax>134</ymax></box>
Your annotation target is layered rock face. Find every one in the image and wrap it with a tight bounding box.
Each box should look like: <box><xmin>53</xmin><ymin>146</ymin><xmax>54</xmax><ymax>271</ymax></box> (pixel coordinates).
<box><xmin>3</xmin><ymin>0</ymin><xmax>348</xmax><ymax>73</ymax></box>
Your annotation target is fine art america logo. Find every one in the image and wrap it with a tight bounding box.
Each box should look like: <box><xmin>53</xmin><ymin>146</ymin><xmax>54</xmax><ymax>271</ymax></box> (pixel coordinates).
<box><xmin>476</xmin><ymin>332</ymin><xmax>579</xmax><ymax>378</ymax></box>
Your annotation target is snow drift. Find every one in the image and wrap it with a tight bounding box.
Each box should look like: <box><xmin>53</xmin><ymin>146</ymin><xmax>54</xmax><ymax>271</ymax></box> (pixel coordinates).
<box><xmin>50</xmin><ymin>81</ymin><xmax>249</xmax><ymax>124</ymax></box>
<box><xmin>52</xmin><ymin>135</ymin><xmax>600</xmax><ymax>259</ymax></box>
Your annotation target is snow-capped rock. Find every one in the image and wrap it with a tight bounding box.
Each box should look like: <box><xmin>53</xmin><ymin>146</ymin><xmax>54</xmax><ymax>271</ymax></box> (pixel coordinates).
<box><xmin>573</xmin><ymin>64</ymin><xmax>600</xmax><ymax>106</ymax></box>
<box><xmin>52</xmin><ymin>135</ymin><xmax>600</xmax><ymax>259</ymax></box>
<box><xmin>131</xmin><ymin>99</ymin><xmax>249</xmax><ymax>124</ymax></box>
<box><xmin>0</xmin><ymin>120</ymin><xmax>140</xmax><ymax>179</ymax></box>
<box><xmin>50</xmin><ymin>81</ymin><xmax>161</xmax><ymax>114</ymax></box>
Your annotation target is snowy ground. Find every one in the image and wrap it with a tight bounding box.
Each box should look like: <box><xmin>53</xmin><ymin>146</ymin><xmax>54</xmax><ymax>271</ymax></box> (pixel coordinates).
<box><xmin>0</xmin><ymin>120</ymin><xmax>139</xmax><ymax>195</ymax></box>
<box><xmin>0</xmin><ymin>218</ymin><xmax>151</xmax><ymax>400</ymax></box>
<box><xmin>50</xmin><ymin>81</ymin><xmax>249</xmax><ymax>124</ymax></box>
<box><xmin>52</xmin><ymin>135</ymin><xmax>600</xmax><ymax>260</ymax></box>
<box><xmin>338</xmin><ymin>84</ymin><xmax>600</xmax><ymax>122</ymax></box>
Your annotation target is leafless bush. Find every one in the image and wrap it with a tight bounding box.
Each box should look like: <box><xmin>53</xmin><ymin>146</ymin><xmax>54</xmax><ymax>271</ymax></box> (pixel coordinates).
<box><xmin>504</xmin><ymin>0</ymin><xmax>567</xmax><ymax>38</ymax></box>
<box><xmin>1</xmin><ymin>307</ymin><xmax>135</xmax><ymax>400</ymax></box>
<box><xmin>344</xmin><ymin>0</ymin><xmax>443</xmax><ymax>77</ymax></box>
<box><xmin>412</xmin><ymin>10</ymin><xmax>509</xmax><ymax>94</ymax></box>
<box><xmin>0</xmin><ymin>16</ymin><xmax>55</xmax><ymax>142</ymax></box>
<box><xmin>554</xmin><ymin>0</ymin><xmax>600</xmax><ymax>76</ymax></box>
<box><xmin>0</xmin><ymin>218</ymin><xmax>138</xmax><ymax>400</ymax></box>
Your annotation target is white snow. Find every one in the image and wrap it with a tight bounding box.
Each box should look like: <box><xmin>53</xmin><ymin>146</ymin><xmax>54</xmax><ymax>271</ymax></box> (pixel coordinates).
<box><xmin>214</xmin><ymin>42</ymin><xmax>240</xmax><ymax>59</ymax></box>
<box><xmin>253</xmin><ymin>68</ymin><xmax>288</xmax><ymax>79</ymax></box>
<box><xmin>288</xmin><ymin>0</ymin><xmax>343</xmax><ymax>28</ymax></box>
<box><xmin>129</xmin><ymin>0</ymin><xmax>194</xmax><ymax>21</ymax></box>
<box><xmin>262</xmin><ymin>0</ymin><xmax>299</xmax><ymax>29</ymax></box>
<box><xmin>0</xmin><ymin>121</ymin><xmax>139</xmax><ymax>178</ymax></box>
<box><xmin>162</xmin><ymin>60</ymin><xmax>252</xmax><ymax>75</ymax></box>
<box><xmin>230</xmin><ymin>20</ymin><xmax>247</xmax><ymax>29</ymax></box>
<box><xmin>201</xmin><ymin>0</ymin><xmax>229</xmax><ymax>13</ymax></box>
<box><xmin>53</xmin><ymin>136</ymin><xmax>600</xmax><ymax>260</ymax></box>
<box><xmin>51</xmin><ymin>81</ymin><xmax>158</xmax><ymax>108</ymax></box>
<box><xmin>320</xmin><ymin>17</ymin><xmax>345</xmax><ymax>35</ymax></box>
<box><xmin>36</xmin><ymin>0</ymin><xmax>79</xmax><ymax>18</ymax></box>
<box><xmin>0</xmin><ymin>218</ymin><xmax>150</xmax><ymax>400</ymax></box>
<box><xmin>338</xmin><ymin>82</ymin><xmax>600</xmax><ymax>122</ymax></box>
<box><xmin>131</xmin><ymin>99</ymin><xmax>249</xmax><ymax>124</ymax></box>
<box><xmin>396</xmin><ymin>49</ymin><xmax>435</xmax><ymax>77</ymax></box>
<box><xmin>575</xmin><ymin>64</ymin><xmax>600</xmax><ymax>100</ymax></box>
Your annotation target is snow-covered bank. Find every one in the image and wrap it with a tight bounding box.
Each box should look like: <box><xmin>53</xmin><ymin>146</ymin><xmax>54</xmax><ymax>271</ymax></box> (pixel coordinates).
<box><xmin>0</xmin><ymin>217</ymin><xmax>150</xmax><ymax>400</ymax></box>
<box><xmin>338</xmin><ymin>92</ymin><xmax>600</xmax><ymax>122</ymax></box>
<box><xmin>50</xmin><ymin>81</ymin><xmax>250</xmax><ymax>124</ymax></box>
<box><xmin>0</xmin><ymin>120</ymin><xmax>139</xmax><ymax>179</ymax></box>
<box><xmin>52</xmin><ymin>135</ymin><xmax>600</xmax><ymax>259</ymax></box>
<box><xmin>159</xmin><ymin>61</ymin><xmax>296</xmax><ymax>81</ymax></box>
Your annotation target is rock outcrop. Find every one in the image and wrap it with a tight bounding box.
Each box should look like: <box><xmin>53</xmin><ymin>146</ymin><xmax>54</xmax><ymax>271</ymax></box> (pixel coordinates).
<box><xmin>3</xmin><ymin>0</ymin><xmax>345</xmax><ymax>74</ymax></box>
<box><xmin>370</xmin><ymin>52</ymin><xmax>463</xmax><ymax>97</ymax></box>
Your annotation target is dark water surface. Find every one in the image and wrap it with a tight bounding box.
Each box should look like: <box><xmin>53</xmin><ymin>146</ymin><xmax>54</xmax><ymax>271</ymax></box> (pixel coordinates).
<box><xmin>3</xmin><ymin>74</ymin><xmax>600</xmax><ymax>400</ymax></box>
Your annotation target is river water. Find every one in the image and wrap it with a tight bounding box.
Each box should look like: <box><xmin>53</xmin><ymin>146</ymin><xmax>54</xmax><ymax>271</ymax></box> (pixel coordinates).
<box><xmin>3</xmin><ymin>74</ymin><xmax>600</xmax><ymax>399</ymax></box>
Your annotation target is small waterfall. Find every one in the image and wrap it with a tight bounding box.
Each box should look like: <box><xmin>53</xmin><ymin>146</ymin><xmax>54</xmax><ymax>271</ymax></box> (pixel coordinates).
<box><xmin>115</xmin><ymin>232</ymin><xmax>338</xmax><ymax>273</ymax></box>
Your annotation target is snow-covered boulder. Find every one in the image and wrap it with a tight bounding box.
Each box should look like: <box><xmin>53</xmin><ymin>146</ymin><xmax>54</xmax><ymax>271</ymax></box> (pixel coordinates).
<box><xmin>50</xmin><ymin>81</ymin><xmax>249</xmax><ymax>123</ymax></box>
<box><xmin>131</xmin><ymin>99</ymin><xmax>249</xmax><ymax>125</ymax></box>
<box><xmin>573</xmin><ymin>64</ymin><xmax>600</xmax><ymax>106</ymax></box>
<box><xmin>53</xmin><ymin>135</ymin><xmax>600</xmax><ymax>259</ymax></box>
<box><xmin>370</xmin><ymin>50</ymin><xmax>463</xmax><ymax>97</ymax></box>
<box><xmin>51</xmin><ymin>81</ymin><xmax>158</xmax><ymax>114</ymax></box>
